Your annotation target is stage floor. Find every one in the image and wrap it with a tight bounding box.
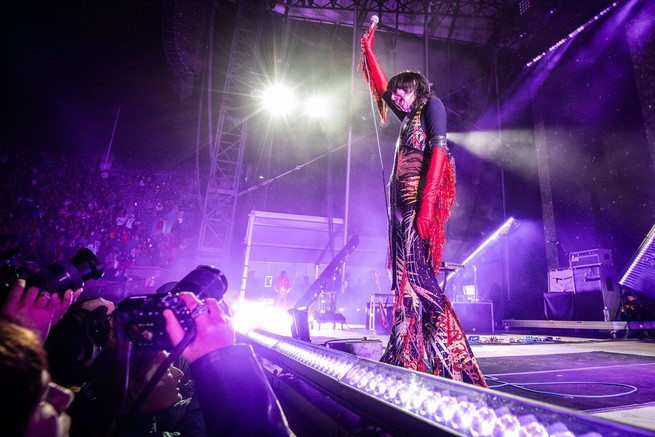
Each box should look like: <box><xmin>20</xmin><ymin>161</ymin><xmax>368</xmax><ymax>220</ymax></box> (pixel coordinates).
<box><xmin>306</xmin><ymin>322</ymin><xmax>655</xmax><ymax>433</ymax></box>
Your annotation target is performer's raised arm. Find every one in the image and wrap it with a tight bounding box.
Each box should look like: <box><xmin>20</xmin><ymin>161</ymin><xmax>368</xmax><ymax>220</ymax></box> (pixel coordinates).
<box><xmin>360</xmin><ymin>18</ymin><xmax>388</xmax><ymax>124</ymax></box>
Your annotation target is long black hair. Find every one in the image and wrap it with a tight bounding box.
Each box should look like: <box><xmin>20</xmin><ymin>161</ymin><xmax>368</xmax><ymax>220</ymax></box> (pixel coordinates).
<box><xmin>387</xmin><ymin>70</ymin><xmax>433</xmax><ymax>111</ymax></box>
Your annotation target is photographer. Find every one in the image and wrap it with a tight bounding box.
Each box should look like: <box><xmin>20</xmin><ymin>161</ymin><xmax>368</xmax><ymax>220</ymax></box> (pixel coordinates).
<box><xmin>0</xmin><ymin>247</ymin><xmax>102</xmax><ymax>342</ymax></box>
<box><xmin>164</xmin><ymin>292</ymin><xmax>292</xmax><ymax>437</ymax></box>
<box><xmin>79</xmin><ymin>346</ymin><xmax>206</xmax><ymax>437</ymax></box>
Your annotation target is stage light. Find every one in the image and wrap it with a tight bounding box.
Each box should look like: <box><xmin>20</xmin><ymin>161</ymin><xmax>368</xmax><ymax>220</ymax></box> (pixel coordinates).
<box><xmin>525</xmin><ymin>2</ymin><xmax>618</xmax><ymax>68</ymax></box>
<box><xmin>261</xmin><ymin>83</ymin><xmax>297</xmax><ymax>116</ymax></box>
<box><xmin>240</xmin><ymin>328</ymin><xmax>651</xmax><ymax>436</ymax></box>
<box><xmin>303</xmin><ymin>94</ymin><xmax>330</xmax><ymax>119</ymax></box>
<box><xmin>462</xmin><ymin>217</ymin><xmax>517</xmax><ymax>265</ymax></box>
<box><xmin>619</xmin><ymin>223</ymin><xmax>655</xmax><ymax>294</ymax></box>
<box><xmin>518</xmin><ymin>0</ymin><xmax>531</xmax><ymax>15</ymax></box>
<box><xmin>443</xmin><ymin>217</ymin><xmax>519</xmax><ymax>286</ymax></box>
<box><xmin>250</xmin><ymin>88</ymin><xmax>263</xmax><ymax>101</ymax></box>
<box><xmin>231</xmin><ymin>300</ymin><xmax>293</xmax><ymax>336</ymax></box>
<box><xmin>288</xmin><ymin>307</ymin><xmax>311</xmax><ymax>341</ymax></box>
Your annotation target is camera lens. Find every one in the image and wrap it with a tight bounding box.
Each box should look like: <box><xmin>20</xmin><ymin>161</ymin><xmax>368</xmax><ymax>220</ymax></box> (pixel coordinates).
<box><xmin>174</xmin><ymin>265</ymin><xmax>228</xmax><ymax>301</ymax></box>
<box><xmin>35</xmin><ymin>248</ymin><xmax>104</xmax><ymax>296</ymax></box>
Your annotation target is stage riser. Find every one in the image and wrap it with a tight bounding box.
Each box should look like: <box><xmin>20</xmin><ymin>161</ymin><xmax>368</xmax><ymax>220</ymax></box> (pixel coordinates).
<box><xmin>502</xmin><ymin>319</ymin><xmax>655</xmax><ymax>332</ymax></box>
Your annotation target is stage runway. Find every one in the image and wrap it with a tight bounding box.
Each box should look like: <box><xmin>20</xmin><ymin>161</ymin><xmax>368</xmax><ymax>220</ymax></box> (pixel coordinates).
<box><xmin>306</xmin><ymin>323</ymin><xmax>655</xmax><ymax>433</ymax></box>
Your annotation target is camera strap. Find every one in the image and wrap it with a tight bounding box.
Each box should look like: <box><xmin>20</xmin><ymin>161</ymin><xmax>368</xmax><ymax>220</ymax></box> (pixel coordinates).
<box><xmin>111</xmin><ymin>328</ymin><xmax>196</xmax><ymax>433</ymax></box>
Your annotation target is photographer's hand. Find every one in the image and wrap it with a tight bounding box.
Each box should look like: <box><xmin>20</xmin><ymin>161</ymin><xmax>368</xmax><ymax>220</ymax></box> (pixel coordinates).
<box><xmin>164</xmin><ymin>292</ymin><xmax>235</xmax><ymax>363</ymax></box>
<box><xmin>0</xmin><ymin>279</ymin><xmax>81</xmax><ymax>341</ymax></box>
<box><xmin>52</xmin><ymin>288</ymin><xmax>83</xmax><ymax>327</ymax></box>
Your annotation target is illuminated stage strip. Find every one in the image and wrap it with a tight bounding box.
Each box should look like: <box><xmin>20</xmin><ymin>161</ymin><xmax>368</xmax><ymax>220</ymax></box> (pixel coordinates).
<box><xmin>240</xmin><ymin>328</ymin><xmax>652</xmax><ymax>436</ymax></box>
<box><xmin>619</xmin><ymin>223</ymin><xmax>655</xmax><ymax>294</ymax></box>
<box><xmin>441</xmin><ymin>217</ymin><xmax>519</xmax><ymax>289</ymax></box>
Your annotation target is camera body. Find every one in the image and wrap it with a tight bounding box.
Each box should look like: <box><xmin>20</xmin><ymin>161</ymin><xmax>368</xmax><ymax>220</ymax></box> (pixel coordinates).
<box><xmin>114</xmin><ymin>265</ymin><xmax>228</xmax><ymax>350</ymax></box>
<box><xmin>114</xmin><ymin>292</ymin><xmax>195</xmax><ymax>350</ymax></box>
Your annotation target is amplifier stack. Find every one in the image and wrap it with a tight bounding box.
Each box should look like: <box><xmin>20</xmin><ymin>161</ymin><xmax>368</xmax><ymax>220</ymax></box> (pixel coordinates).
<box><xmin>568</xmin><ymin>249</ymin><xmax>620</xmax><ymax>320</ymax></box>
<box><xmin>569</xmin><ymin>249</ymin><xmax>613</xmax><ymax>269</ymax></box>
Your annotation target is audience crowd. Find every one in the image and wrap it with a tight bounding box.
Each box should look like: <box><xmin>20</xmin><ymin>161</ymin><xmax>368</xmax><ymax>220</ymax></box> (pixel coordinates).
<box><xmin>0</xmin><ymin>148</ymin><xmax>292</xmax><ymax>436</ymax></box>
<box><xmin>0</xmin><ymin>147</ymin><xmax>200</xmax><ymax>277</ymax></box>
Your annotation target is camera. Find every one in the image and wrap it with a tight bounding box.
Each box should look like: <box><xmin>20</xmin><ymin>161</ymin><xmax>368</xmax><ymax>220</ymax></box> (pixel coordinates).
<box><xmin>0</xmin><ymin>248</ymin><xmax>104</xmax><ymax>307</ymax></box>
<box><xmin>113</xmin><ymin>265</ymin><xmax>228</xmax><ymax>350</ymax></box>
<box><xmin>28</xmin><ymin>248</ymin><xmax>105</xmax><ymax>296</ymax></box>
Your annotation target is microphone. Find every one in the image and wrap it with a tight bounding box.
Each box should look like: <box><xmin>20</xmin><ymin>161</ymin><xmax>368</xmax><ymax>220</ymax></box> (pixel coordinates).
<box><xmin>369</xmin><ymin>15</ymin><xmax>379</xmax><ymax>30</ymax></box>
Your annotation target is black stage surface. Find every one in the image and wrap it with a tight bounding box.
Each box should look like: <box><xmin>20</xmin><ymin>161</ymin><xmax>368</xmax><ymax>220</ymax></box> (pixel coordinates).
<box><xmin>478</xmin><ymin>351</ymin><xmax>655</xmax><ymax>412</ymax></box>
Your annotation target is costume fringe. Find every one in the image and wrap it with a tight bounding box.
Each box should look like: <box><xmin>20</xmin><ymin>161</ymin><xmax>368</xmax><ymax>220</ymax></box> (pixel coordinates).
<box><xmin>360</xmin><ymin>53</ymin><xmax>388</xmax><ymax>125</ymax></box>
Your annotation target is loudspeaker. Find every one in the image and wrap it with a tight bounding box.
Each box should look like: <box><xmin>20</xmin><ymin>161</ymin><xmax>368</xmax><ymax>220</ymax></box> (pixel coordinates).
<box><xmin>453</xmin><ymin>302</ymin><xmax>494</xmax><ymax>334</ymax></box>
<box><xmin>573</xmin><ymin>265</ymin><xmax>620</xmax><ymax>320</ymax></box>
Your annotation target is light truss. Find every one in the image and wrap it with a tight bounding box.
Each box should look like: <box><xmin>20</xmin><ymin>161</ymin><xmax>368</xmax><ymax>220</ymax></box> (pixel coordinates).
<box><xmin>269</xmin><ymin>0</ymin><xmax>514</xmax><ymax>47</ymax></box>
<box><xmin>272</xmin><ymin>0</ymin><xmax>509</xmax><ymax>18</ymax></box>
<box><xmin>197</xmin><ymin>0</ymin><xmax>264</xmax><ymax>265</ymax></box>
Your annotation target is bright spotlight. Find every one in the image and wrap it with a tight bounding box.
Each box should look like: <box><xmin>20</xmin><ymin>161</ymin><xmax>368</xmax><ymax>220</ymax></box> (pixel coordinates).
<box><xmin>304</xmin><ymin>95</ymin><xmax>330</xmax><ymax>119</ymax></box>
<box><xmin>231</xmin><ymin>300</ymin><xmax>294</xmax><ymax>335</ymax></box>
<box><xmin>262</xmin><ymin>84</ymin><xmax>296</xmax><ymax>116</ymax></box>
<box><xmin>250</xmin><ymin>88</ymin><xmax>263</xmax><ymax>101</ymax></box>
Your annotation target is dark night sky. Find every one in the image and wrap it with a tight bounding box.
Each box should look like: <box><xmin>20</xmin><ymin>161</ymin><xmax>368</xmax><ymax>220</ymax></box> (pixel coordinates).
<box><xmin>2</xmin><ymin>2</ymin><xmax>196</xmax><ymax>163</ymax></box>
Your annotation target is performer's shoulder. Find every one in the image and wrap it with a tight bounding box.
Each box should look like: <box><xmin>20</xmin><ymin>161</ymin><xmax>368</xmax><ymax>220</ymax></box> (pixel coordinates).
<box><xmin>427</xmin><ymin>95</ymin><xmax>445</xmax><ymax>106</ymax></box>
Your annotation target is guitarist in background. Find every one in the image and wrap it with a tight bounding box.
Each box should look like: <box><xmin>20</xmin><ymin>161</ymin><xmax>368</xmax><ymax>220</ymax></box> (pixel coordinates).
<box><xmin>274</xmin><ymin>271</ymin><xmax>291</xmax><ymax>309</ymax></box>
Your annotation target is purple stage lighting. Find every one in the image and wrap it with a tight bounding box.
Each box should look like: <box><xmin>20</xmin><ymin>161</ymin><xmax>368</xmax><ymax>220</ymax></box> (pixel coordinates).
<box><xmin>526</xmin><ymin>2</ymin><xmax>619</xmax><ymax>68</ymax></box>
<box><xmin>442</xmin><ymin>217</ymin><xmax>519</xmax><ymax>287</ymax></box>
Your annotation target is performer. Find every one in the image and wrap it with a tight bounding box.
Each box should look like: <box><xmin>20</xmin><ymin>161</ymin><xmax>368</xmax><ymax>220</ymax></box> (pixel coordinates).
<box><xmin>361</xmin><ymin>19</ymin><xmax>487</xmax><ymax>387</ymax></box>
<box><xmin>274</xmin><ymin>270</ymin><xmax>291</xmax><ymax>308</ymax></box>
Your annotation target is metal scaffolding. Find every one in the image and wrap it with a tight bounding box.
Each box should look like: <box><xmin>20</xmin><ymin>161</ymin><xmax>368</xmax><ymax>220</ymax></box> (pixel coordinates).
<box><xmin>196</xmin><ymin>0</ymin><xmax>265</xmax><ymax>266</ymax></box>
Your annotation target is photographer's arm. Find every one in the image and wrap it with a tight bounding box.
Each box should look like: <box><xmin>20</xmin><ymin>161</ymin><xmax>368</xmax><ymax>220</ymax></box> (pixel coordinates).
<box><xmin>0</xmin><ymin>279</ymin><xmax>81</xmax><ymax>341</ymax></box>
<box><xmin>164</xmin><ymin>293</ymin><xmax>292</xmax><ymax>437</ymax></box>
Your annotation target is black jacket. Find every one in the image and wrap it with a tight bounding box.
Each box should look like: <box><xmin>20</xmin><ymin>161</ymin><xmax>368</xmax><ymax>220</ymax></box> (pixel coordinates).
<box><xmin>190</xmin><ymin>344</ymin><xmax>292</xmax><ymax>436</ymax></box>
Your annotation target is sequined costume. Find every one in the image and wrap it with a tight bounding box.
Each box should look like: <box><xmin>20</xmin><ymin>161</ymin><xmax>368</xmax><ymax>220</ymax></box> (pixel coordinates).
<box><xmin>380</xmin><ymin>94</ymin><xmax>487</xmax><ymax>387</ymax></box>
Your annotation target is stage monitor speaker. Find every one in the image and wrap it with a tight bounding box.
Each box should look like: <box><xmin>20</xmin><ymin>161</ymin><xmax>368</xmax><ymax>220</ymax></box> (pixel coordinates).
<box><xmin>573</xmin><ymin>265</ymin><xmax>620</xmax><ymax>320</ymax></box>
<box><xmin>453</xmin><ymin>302</ymin><xmax>494</xmax><ymax>334</ymax></box>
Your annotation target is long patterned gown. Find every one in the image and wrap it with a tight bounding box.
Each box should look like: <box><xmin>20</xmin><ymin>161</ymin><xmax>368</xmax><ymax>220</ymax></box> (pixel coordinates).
<box><xmin>380</xmin><ymin>96</ymin><xmax>487</xmax><ymax>387</ymax></box>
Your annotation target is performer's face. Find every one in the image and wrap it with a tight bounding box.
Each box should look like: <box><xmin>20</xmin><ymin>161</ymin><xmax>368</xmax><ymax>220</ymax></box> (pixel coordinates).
<box><xmin>390</xmin><ymin>88</ymin><xmax>416</xmax><ymax>112</ymax></box>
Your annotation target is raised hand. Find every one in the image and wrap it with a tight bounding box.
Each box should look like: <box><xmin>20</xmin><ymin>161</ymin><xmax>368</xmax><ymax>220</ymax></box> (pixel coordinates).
<box><xmin>163</xmin><ymin>292</ymin><xmax>235</xmax><ymax>363</ymax></box>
